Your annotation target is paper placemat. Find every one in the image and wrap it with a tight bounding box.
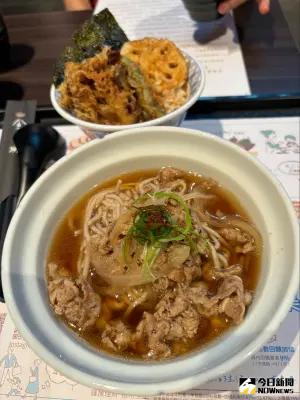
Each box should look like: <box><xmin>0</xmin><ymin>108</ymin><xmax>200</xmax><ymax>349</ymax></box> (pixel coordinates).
<box><xmin>0</xmin><ymin>117</ymin><xmax>299</xmax><ymax>399</ymax></box>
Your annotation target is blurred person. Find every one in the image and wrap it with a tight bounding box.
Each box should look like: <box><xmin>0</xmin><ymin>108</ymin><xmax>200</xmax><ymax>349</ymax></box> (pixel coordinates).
<box><xmin>63</xmin><ymin>0</ymin><xmax>94</xmax><ymax>10</ymax></box>
<box><xmin>63</xmin><ymin>0</ymin><xmax>270</xmax><ymax>14</ymax></box>
<box><xmin>218</xmin><ymin>0</ymin><xmax>270</xmax><ymax>15</ymax></box>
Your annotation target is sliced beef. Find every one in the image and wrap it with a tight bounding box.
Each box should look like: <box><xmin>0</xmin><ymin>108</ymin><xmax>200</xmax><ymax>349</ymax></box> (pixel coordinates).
<box><xmin>218</xmin><ymin>264</ymin><xmax>242</xmax><ymax>276</ymax></box>
<box><xmin>167</xmin><ymin>268</ymin><xmax>186</xmax><ymax>283</ymax></box>
<box><xmin>48</xmin><ymin>264</ymin><xmax>101</xmax><ymax>331</ymax></box>
<box><xmin>217</xmin><ymin>275</ymin><xmax>244</xmax><ymax>299</ymax></box>
<box><xmin>219</xmin><ymin>228</ymin><xmax>255</xmax><ymax>254</ymax></box>
<box><xmin>159</xmin><ymin>167</ymin><xmax>183</xmax><ymax>184</ymax></box>
<box><xmin>48</xmin><ymin>262</ymin><xmax>70</xmax><ymax>280</ymax></box>
<box><xmin>153</xmin><ymin>277</ymin><xmax>170</xmax><ymax>292</ymax></box>
<box><xmin>168</xmin><ymin>306</ymin><xmax>199</xmax><ymax>340</ymax></box>
<box><xmin>188</xmin><ymin>285</ymin><xmax>220</xmax><ymax>317</ymax></box>
<box><xmin>167</xmin><ymin>265</ymin><xmax>200</xmax><ymax>284</ymax></box>
<box><xmin>135</xmin><ymin>289</ymin><xmax>200</xmax><ymax>359</ymax></box>
<box><xmin>219</xmin><ymin>228</ymin><xmax>249</xmax><ymax>243</ymax></box>
<box><xmin>98</xmin><ymin>275</ymin><xmax>252</xmax><ymax>358</ymax></box>
<box><xmin>219</xmin><ymin>296</ymin><xmax>245</xmax><ymax>324</ymax></box>
<box><xmin>202</xmin><ymin>262</ymin><xmax>242</xmax><ymax>282</ymax></box>
<box><xmin>101</xmin><ymin>321</ymin><xmax>132</xmax><ymax>351</ymax></box>
<box><xmin>187</xmin><ymin>275</ymin><xmax>251</xmax><ymax>324</ymax></box>
<box><xmin>184</xmin><ymin>265</ymin><xmax>201</xmax><ymax>282</ymax></box>
<box><xmin>217</xmin><ymin>277</ymin><xmax>252</xmax><ymax>323</ymax></box>
<box><xmin>136</xmin><ymin>313</ymin><xmax>171</xmax><ymax>358</ymax></box>
<box><xmin>155</xmin><ymin>291</ymin><xmax>189</xmax><ymax>318</ymax></box>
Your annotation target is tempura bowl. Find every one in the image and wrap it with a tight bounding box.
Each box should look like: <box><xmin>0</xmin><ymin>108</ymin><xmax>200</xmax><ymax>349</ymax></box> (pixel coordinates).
<box><xmin>2</xmin><ymin>127</ymin><xmax>299</xmax><ymax>395</ymax></box>
<box><xmin>50</xmin><ymin>52</ymin><xmax>205</xmax><ymax>137</ymax></box>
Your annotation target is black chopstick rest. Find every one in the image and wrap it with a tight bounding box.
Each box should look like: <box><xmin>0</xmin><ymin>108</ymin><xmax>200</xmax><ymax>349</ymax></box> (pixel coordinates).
<box><xmin>13</xmin><ymin>124</ymin><xmax>66</xmax><ymax>206</ymax></box>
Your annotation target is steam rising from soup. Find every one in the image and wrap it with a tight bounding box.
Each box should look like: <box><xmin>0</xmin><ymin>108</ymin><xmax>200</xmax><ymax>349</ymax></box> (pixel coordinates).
<box><xmin>47</xmin><ymin>168</ymin><xmax>261</xmax><ymax>360</ymax></box>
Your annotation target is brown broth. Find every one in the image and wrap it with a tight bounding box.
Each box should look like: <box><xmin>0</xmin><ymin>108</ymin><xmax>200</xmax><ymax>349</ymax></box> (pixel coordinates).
<box><xmin>47</xmin><ymin>169</ymin><xmax>261</xmax><ymax>360</ymax></box>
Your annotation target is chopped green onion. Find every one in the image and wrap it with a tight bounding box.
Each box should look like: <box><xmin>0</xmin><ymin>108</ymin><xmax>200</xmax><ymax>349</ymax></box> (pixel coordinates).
<box><xmin>131</xmin><ymin>205</ymin><xmax>173</xmax><ymax>244</ymax></box>
<box><xmin>121</xmin><ymin>191</ymin><xmax>198</xmax><ymax>279</ymax></box>
<box><xmin>121</xmin><ymin>232</ymin><xmax>132</xmax><ymax>265</ymax></box>
<box><xmin>158</xmin><ymin>233</ymin><xmax>185</xmax><ymax>243</ymax></box>
<box><xmin>141</xmin><ymin>243</ymin><xmax>160</xmax><ymax>281</ymax></box>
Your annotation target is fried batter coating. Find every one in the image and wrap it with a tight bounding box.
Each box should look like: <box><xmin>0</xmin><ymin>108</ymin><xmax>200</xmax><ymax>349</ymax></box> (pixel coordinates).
<box><xmin>58</xmin><ymin>47</ymin><xmax>141</xmax><ymax>125</ymax></box>
<box><xmin>121</xmin><ymin>56</ymin><xmax>165</xmax><ymax>120</ymax></box>
<box><xmin>121</xmin><ymin>38</ymin><xmax>189</xmax><ymax>113</ymax></box>
<box><xmin>58</xmin><ymin>38</ymin><xmax>190</xmax><ymax>125</ymax></box>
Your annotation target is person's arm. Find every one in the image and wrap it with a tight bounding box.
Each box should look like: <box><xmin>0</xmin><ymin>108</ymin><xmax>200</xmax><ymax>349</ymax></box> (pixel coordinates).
<box><xmin>218</xmin><ymin>0</ymin><xmax>270</xmax><ymax>15</ymax></box>
<box><xmin>63</xmin><ymin>0</ymin><xmax>92</xmax><ymax>11</ymax></box>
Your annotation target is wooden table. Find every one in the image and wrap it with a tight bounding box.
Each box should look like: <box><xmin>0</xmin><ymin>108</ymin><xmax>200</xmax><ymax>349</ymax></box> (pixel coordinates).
<box><xmin>0</xmin><ymin>2</ymin><xmax>299</xmax><ymax>110</ymax></box>
<box><xmin>0</xmin><ymin>10</ymin><xmax>92</xmax><ymax>109</ymax></box>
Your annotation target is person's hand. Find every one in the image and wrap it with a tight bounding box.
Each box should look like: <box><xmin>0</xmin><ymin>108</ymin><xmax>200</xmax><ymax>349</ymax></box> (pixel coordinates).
<box><xmin>218</xmin><ymin>0</ymin><xmax>270</xmax><ymax>15</ymax></box>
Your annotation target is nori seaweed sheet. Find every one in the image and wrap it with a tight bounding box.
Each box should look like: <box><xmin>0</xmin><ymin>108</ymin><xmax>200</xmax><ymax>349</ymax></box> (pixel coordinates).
<box><xmin>53</xmin><ymin>8</ymin><xmax>128</xmax><ymax>87</ymax></box>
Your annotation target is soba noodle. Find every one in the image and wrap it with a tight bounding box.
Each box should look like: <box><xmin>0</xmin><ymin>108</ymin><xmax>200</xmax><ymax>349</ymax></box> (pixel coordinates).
<box><xmin>47</xmin><ymin>167</ymin><xmax>262</xmax><ymax>360</ymax></box>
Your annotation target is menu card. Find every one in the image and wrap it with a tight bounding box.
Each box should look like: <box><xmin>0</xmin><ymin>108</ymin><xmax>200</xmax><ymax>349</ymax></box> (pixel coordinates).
<box><xmin>94</xmin><ymin>0</ymin><xmax>251</xmax><ymax>97</ymax></box>
<box><xmin>0</xmin><ymin>117</ymin><xmax>299</xmax><ymax>399</ymax></box>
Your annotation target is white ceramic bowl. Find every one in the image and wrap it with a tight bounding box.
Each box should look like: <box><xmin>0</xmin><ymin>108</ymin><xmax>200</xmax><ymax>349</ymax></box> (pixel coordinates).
<box><xmin>50</xmin><ymin>52</ymin><xmax>205</xmax><ymax>137</ymax></box>
<box><xmin>2</xmin><ymin>127</ymin><xmax>299</xmax><ymax>396</ymax></box>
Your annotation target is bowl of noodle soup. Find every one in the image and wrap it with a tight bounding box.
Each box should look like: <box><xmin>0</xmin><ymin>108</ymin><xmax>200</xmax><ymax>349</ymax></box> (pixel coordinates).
<box><xmin>2</xmin><ymin>127</ymin><xmax>298</xmax><ymax>395</ymax></box>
